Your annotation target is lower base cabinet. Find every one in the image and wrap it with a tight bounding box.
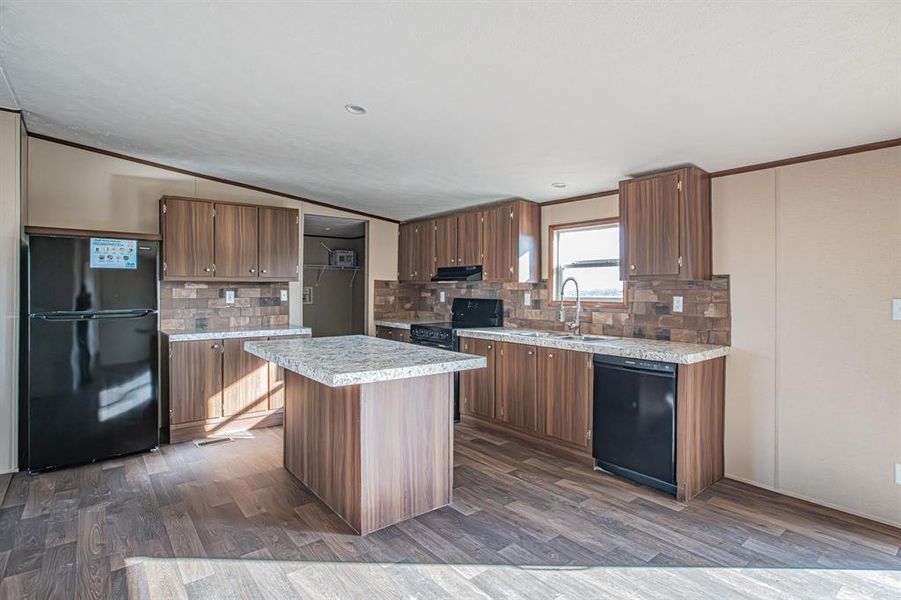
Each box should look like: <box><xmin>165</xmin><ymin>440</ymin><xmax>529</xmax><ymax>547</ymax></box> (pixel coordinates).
<box><xmin>375</xmin><ymin>325</ymin><xmax>411</xmax><ymax>342</ymax></box>
<box><xmin>164</xmin><ymin>334</ymin><xmax>307</xmax><ymax>442</ymax></box>
<box><xmin>460</xmin><ymin>340</ymin><xmax>593</xmax><ymax>455</ymax></box>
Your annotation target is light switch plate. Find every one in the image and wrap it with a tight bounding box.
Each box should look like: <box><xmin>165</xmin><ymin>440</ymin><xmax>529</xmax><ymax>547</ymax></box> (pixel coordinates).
<box><xmin>439</xmin><ymin>291</ymin><xmax>446</xmax><ymax>303</ymax></box>
<box><xmin>892</xmin><ymin>299</ymin><xmax>901</xmax><ymax>321</ymax></box>
<box><xmin>524</xmin><ymin>291</ymin><xmax>531</xmax><ymax>306</ymax></box>
<box><xmin>673</xmin><ymin>296</ymin><xmax>684</xmax><ymax>313</ymax></box>
<box><xmin>225</xmin><ymin>290</ymin><xmax>235</xmax><ymax>305</ymax></box>
<box><xmin>280</xmin><ymin>289</ymin><xmax>289</xmax><ymax>302</ymax></box>
<box><xmin>895</xmin><ymin>463</ymin><xmax>901</xmax><ymax>485</ymax></box>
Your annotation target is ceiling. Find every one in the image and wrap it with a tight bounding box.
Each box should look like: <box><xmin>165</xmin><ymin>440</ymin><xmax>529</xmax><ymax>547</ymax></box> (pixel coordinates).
<box><xmin>1</xmin><ymin>2</ymin><xmax>898</xmax><ymax>220</ymax></box>
<box><xmin>304</xmin><ymin>215</ymin><xmax>366</xmax><ymax>239</ymax></box>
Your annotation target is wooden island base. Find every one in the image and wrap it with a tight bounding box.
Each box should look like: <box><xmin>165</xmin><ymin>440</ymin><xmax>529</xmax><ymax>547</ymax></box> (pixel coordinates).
<box><xmin>283</xmin><ymin>370</ymin><xmax>454</xmax><ymax>535</ymax></box>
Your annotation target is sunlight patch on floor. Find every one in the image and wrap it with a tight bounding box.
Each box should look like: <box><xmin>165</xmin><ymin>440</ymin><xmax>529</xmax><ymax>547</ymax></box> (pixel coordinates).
<box><xmin>123</xmin><ymin>557</ymin><xmax>901</xmax><ymax>599</ymax></box>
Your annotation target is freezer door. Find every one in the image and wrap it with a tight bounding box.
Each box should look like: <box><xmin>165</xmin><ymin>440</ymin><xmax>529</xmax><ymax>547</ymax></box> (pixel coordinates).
<box><xmin>28</xmin><ymin>235</ymin><xmax>158</xmax><ymax>314</ymax></box>
<box><xmin>27</xmin><ymin>312</ymin><xmax>159</xmax><ymax>471</ymax></box>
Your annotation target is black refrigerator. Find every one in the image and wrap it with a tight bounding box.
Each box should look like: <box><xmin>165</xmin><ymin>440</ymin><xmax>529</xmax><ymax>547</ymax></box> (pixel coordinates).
<box><xmin>23</xmin><ymin>234</ymin><xmax>160</xmax><ymax>472</ymax></box>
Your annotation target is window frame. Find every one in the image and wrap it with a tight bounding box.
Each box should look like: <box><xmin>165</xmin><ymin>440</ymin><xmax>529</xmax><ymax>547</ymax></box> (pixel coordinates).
<box><xmin>548</xmin><ymin>217</ymin><xmax>628</xmax><ymax>308</ymax></box>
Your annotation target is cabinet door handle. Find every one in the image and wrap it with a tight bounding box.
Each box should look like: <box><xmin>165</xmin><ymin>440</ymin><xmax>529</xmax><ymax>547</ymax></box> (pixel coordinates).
<box><xmin>211</xmin><ymin>344</ymin><xmax>220</xmax><ymax>350</ymax></box>
<box><xmin>487</xmin><ymin>345</ymin><xmax>492</xmax><ymax>349</ymax></box>
<box><xmin>204</xmin><ymin>267</ymin><xmax>212</xmax><ymax>273</ymax></box>
<box><xmin>548</xmin><ymin>353</ymin><xmax>554</xmax><ymax>358</ymax></box>
<box><xmin>261</xmin><ymin>269</ymin><xmax>267</xmax><ymax>274</ymax></box>
<box><xmin>250</xmin><ymin>268</ymin><xmax>256</xmax><ymax>274</ymax></box>
<box><xmin>630</xmin><ymin>264</ymin><xmax>636</xmax><ymax>271</ymax></box>
<box><xmin>528</xmin><ymin>350</ymin><xmax>533</xmax><ymax>355</ymax></box>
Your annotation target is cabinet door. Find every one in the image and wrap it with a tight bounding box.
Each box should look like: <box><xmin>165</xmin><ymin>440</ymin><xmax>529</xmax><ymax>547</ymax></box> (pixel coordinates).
<box><xmin>496</xmin><ymin>342</ymin><xmax>538</xmax><ymax>430</ymax></box>
<box><xmin>259</xmin><ymin>207</ymin><xmax>299</xmax><ymax>279</ymax></box>
<box><xmin>170</xmin><ymin>340</ymin><xmax>223</xmax><ymax>424</ymax></box>
<box><xmin>398</xmin><ymin>223</ymin><xmax>416</xmax><ymax>281</ymax></box>
<box><xmin>457</xmin><ymin>211</ymin><xmax>482</xmax><ymax>267</ymax></box>
<box><xmin>215</xmin><ymin>204</ymin><xmax>259</xmax><ymax>279</ymax></box>
<box><xmin>375</xmin><ymin>326</ymin><xmax>410</xmax><ymax>342</ymax></box>
<box><xmin>434</xmin><ymin>216</ymin><xmax>458</xmax><ymax>268</ymax></box>
<box><xmin>459</xmin><ymin>338</ymin><xmax>495</xmax><ymax>419</ymax></box>
<box><xmin>622</xmin><ymin>172</ymin><xmax>680</xmax><ymax>278</ymax></box>
<box><xmin>223</xmin><ymin>336</ymin><xmax>270</xmax><ymax>417</ymax></box>
<box><xmin>416</xmin><ymin>220</ymin><xmax>436</xmax><ymax>282</ymax></box>
<box><xmin>540</xmin><ymin>349</ymin><xmax>593</xmax><ymax>447</ymax></box>
<box><xmin>162</xmin><ymin>198</ymin><xmax>215</xmax><ymax>278</ymax></box>
<box><xmin>484</xmin><ymin>204</ymin><xmax>514</xmax><ymax>282</ymax></box>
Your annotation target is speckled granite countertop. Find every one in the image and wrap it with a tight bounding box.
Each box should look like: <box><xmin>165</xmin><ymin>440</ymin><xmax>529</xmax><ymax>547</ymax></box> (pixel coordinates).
<box><xmin>245</xmin><ymin>335</ymin><xmax>486</xmax><ymax>387</ymax></box>
<box><xmin>457</xmin><ymin>328</ymin><xmax>730</xmax><ymax>365</ymax></box>
<box><xmin>374</xmin><ymin>318</ymin><xmax>441</xmax><ymax>330</ymax></box>
<box><xmin>162</xmin><ymin>324</ymin><xmax>312</xmax><ymax>342</ymax></box>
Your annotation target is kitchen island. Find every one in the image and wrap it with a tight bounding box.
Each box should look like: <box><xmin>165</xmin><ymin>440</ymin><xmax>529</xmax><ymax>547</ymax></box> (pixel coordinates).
<box><xmin>244</xmin><ymin>335</ymin><xmax>485</xmax><ymax>534</ymax></box>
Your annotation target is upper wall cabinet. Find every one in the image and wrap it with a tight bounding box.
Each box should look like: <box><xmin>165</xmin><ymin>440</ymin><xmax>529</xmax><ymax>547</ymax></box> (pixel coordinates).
<box><xmin>160</xmin><ymin>198</ymin><xmax>215</xmax><ymax>278</ymax></box>
<box><xmin>619</xmin><ymin>166</ymin><xmax>712</xmax><ymax>281</ymax></box>
<box><xmin>398</xmin><ymin>200</ymin><xmax>540</xmax><ymax>283</ymax></box>
<box><xmin>161</xmin><ymin>196</ymin><xmax>299</xmax><ymax>282</ymax></box>
<box><xmin>259</xmin><ymin>207</ymin><xmax>300</xmax><ymax>279</ymax></box>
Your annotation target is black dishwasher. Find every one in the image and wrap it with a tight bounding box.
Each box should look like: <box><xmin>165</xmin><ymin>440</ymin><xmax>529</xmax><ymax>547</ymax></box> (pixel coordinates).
<box><xmin>592</xmin><ymin>355</ymin><xmax>677</xmax><ymax>495</ymax></box>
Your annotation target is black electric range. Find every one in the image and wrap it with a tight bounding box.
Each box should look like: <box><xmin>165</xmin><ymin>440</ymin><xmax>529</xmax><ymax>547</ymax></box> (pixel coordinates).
<box><xmin>410</xmin><ymin>298</ymin><xmax>503</xmax><ymax>421</ymax></box>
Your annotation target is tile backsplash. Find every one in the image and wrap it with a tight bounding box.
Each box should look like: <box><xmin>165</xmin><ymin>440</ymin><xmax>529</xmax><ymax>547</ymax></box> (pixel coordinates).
<box><xmin>374</xmin><ymin>275</ymin><xmax>730</xmax><ymax>345</ymax></box>
<box><xmin>160</xmin><ymin>282</ymin><xmax>289</xmax><ymax>331</ymax></box>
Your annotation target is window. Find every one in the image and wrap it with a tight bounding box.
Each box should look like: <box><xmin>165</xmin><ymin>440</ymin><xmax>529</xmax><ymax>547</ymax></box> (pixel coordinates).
<box><xmin>550</xmin><ymin>218</ymin><xmax>625</xmax><ymax>305</ymax></box>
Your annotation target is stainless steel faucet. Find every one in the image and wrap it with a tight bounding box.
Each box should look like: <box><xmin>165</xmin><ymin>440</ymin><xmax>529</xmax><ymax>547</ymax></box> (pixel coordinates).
<box><xmin>558</xmin><ymin>277</ymin><xmax>581</xmax><ymax>336</ymax></box>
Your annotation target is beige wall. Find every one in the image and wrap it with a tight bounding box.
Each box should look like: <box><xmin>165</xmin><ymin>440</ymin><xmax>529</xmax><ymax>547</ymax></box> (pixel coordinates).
<box><xmin>540</xmin><ymin>194</ymin><xmax>618</xmax><ymax>280</ymax></box>
<box><xmin>26</xmin><ymin>138</ymin><xmax>398</xmax><ymax>335</ymax></box>
<box><xmin>543</xmin><ymin>150</ymin><xmax>901</xmax><ymax>527</ymax></box>
<box><xmin>0</xmin><ymin>112</ymin><xmax>23</xmax><ymax>473</ymax></box>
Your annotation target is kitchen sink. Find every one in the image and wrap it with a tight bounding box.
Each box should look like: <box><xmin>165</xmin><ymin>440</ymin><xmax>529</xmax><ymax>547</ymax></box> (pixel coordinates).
<box><xmin>509</xmin><ymin>331</ymin><xmax>569</xmax><ymax>338</ymax></box>
<box><xmin>557</xmin><ymin>335</ymin><xmax>618</xmax><ymax>342</ymax></box>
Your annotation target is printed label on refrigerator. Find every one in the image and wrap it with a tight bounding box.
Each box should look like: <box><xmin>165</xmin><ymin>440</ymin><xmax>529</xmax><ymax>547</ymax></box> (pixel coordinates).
<box><xmin>90</xmin><ymin>238</ymin><xmax>137</xmax><ymax>270</ymax></box>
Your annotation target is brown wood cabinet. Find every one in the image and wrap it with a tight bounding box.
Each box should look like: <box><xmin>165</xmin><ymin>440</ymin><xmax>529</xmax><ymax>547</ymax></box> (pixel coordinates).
<box><xmin>259</xmin><ymin>206</ymin><xmax>300</xmax><ymax>278</ymax></box>
<box><xmin>619</xmin><ymin>166</ymin><xmax>711</xmax><ymax>281</ymax></box>
<box><xmin>375</xmin><ymin>325</ymin><xmax>411</xmax><ymax>343</ymax></box>
<box><xmin>215</xmin><ymin>203</ymin><xmax>259</xmax><ymax>279</ymax></box>
<box><xmin>161</xmin><ymin>198</ymin><xmax>215</xmax><ymax>278</ymax></box>
<box><xmin>169</xmin><ymin>339</ymin><xmax>223</xmax><ymax>424</ymax></box>
<box><xmin>223</xmin><ymin>336</ymin><xmax>269</xmax><ymax>417</ymax></box>
<box><xmin>459</xmin><ymin>337</ymin><xmax>495</xmax><ymax>419</ymax></box>
<box><xmin>397</xmin><ymin>199</ymin><xmax>540</xmax><ymax>283</ymax></box>
<box><xmin>434</xmin><ymin>216</ymin><xmax>458</xmax><ymax>268</ymax></box>
<box><xmin>161</xmin><ymin>196</ymin><xmax>299</xmax><ymax>282</ymax></box>
<box><xmin>538</xmin><ymin>348</ymin><xmax>593</xmax><ymax>448</ymax></box>
<box><xmin>496</xmin><ymin>341</ymin><xmax>538</xmax><ymax>430</ymax></box>
<box><xmin>165</xmin><ymin>334</ymin><xmax>308</xmax><ymax>442</ymax></box>
<box><xmin>457</xmin><ymin>210</ymin><xmax>482</xmax><ymax>266</ymax></box>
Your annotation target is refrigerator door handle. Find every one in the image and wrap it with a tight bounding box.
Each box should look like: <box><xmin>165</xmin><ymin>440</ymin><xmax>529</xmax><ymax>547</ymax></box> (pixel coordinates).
<box><xmin>31</xmin><ymin>312</ymin><xmax>94</xmax><ymax>321</ymax></box>
<box><xmin>90</xmin><ymin>309</ymin><xmax>157</xmax><ymax>320</ymax></box>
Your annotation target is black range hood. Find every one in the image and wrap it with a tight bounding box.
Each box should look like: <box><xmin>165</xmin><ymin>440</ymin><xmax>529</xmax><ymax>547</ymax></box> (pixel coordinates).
<box><xmin>431</xmin><ymin>265</ymin><xmax>483</xmax><ymax>282</ymax></box>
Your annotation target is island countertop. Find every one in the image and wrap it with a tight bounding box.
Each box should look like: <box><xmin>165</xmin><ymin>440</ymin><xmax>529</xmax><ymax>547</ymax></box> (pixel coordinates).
<box><xmin>244</xmin><ymin>335</ymin><xmax>486</xmax><ymax>387</ymax></box>
<box><xmin>162</xmin><ymin>324</ymin><xmax>312</xmax><ymax>342</ymax></box>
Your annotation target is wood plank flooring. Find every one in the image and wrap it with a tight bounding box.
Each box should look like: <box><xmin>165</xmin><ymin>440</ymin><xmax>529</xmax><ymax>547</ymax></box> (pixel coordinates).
<box><xmin>0</xmin><ymin>424</ymin><xmax>899</xmax><ymax>599</ymax></box>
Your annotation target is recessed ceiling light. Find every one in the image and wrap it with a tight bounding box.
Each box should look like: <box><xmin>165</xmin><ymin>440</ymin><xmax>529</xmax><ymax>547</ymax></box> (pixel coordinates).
<box><xmin>551</xmin><ymin>182</ymin><xmax>567</xmax><ymax>188</ymax></box>
<box><xmin>325</xmin><ymin>227</ymin><xmax>331</xmax><ymax>231</ymax></box>
<box><xmin>345</xmin><ymin>104</ymin><xmax>367</xmax><ymax>115</ymax></box>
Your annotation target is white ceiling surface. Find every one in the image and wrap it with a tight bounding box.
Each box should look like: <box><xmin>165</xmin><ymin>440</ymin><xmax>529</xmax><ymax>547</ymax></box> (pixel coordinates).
<box><xmin>304</xmin><ymin>215</ymin><xmax>366</xmax><ymax>239</ymax></box>
<box><xmin>1</xmin><ymin>2</ymin><xmax>899</xmax><ymax>220</ymax></box>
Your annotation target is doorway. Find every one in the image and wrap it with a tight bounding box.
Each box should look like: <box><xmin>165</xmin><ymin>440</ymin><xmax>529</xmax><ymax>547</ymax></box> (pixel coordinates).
<box><xmin>301</xmin><ymin>215</ymin><xmax>366</xmax><ymax>337</ymax></box>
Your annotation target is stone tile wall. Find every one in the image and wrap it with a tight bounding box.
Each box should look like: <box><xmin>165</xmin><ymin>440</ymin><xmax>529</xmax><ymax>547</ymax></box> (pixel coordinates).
<box><xmin>374</xmin><ymin>275</ymin><xmax>730</xmax><ymax>345</ymax></box>
<box><xmin>160</xmin><ymin>282</ymin><xmax>289</xmax><ymax>331</ymax></box>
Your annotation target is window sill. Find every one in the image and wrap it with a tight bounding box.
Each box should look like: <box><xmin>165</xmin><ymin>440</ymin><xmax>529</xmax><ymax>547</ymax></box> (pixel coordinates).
<box><xmin>549</xmin><ymin>299</ymin><xmax>628</xmax><ymax>310</ymax></box>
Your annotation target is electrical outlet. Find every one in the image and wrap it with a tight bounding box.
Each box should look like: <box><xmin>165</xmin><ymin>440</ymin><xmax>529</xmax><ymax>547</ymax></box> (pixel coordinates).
<box><xmin>439</xmin><ymin>291</ymin><xmax>446</xmax><ymax>303</ymax></box>
<box><xmin>280</xmin><ymin>289</ymin><xmax>289</xmax><ymax>302</ymax></box>
<box><xmin>892</xmin><ymin>299</ymin><xmax>901</xmax><ymax>321</ymax></box>
<box><xmin>673</xmin><ymin>296</ymin><xmax>683</xmax><ymax>313</ymax></box>
<box><xmin>225</xmin><ymin>290</ymin><xmax>235</xmax><ymax>305</ymax></box>
<box><xmin>524</xmin><ymin>291</ymin><xmax>531</xmax><ymax>306</ymax></box>
<box><xmin>895</xmin><ymin>463</ymin><xmax>901</xmax><ymax>485</ymax></box>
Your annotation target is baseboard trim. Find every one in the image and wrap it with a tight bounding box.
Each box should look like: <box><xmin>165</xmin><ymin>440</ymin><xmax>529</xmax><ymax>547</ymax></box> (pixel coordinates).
<box><xmin>724</xmin><ymin>473</ymin><xmax>901</xmax><ymax>530</ymax></box>
<box><xmin>170</xmin><ymin>409</ymin><xmax>284</xmax><ymax>444</ymax></box>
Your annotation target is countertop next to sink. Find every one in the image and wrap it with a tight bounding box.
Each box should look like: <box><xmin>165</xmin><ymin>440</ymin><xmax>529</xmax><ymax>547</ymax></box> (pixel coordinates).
<box><xmin>245</xmin><ymin>335</ymin><xmax>485</xmax><ymax>387</ymax></box>
<box><xmin>161</xmin><ymin>324</ymin><xmax>312</xmax><ymax>342</ymax></box>
<box><xmin>457</xmin><ymin>328</ymin><xmax>730</xmax><ymax>365</ymax></box>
